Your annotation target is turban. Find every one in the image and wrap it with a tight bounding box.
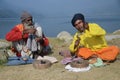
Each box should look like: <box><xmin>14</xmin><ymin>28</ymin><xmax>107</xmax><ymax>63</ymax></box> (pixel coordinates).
<box><xmin>20</xmin><ymin>11</ymin><xmax>32</xmax><ymax>21</ymax></box>
<box><xmin>71</xmin><ymin>13</ymin><xmax>85</xmax><ymax>27</ymax></box>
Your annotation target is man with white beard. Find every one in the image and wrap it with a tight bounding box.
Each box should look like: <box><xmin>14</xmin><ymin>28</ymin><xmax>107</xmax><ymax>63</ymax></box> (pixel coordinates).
<box><xmin>5</xmin><ymin>11</ymin><xmax>51</xmax><ymax>65</ymax></box>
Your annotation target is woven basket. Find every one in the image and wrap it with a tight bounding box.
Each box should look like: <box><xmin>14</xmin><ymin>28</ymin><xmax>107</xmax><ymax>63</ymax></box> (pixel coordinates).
<box><xmin>33</xmin><ymin>59</ymin><xmax>52</xmax><ymax>69</ymax></box>
<box><xmin>70</xmin><ymin>60</ymin><xmax>89</xmax><ymax>68</ymax></box>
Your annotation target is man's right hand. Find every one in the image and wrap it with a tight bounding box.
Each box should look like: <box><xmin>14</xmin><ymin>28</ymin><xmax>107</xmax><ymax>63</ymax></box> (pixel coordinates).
<box><xmin>23</xmin><ymin>28</ymin><xmax>36</xmax><ymax>34</ymax></box>
<box><xmin>74</xmin><ymin>39</ymin><xmax>80</xmax><ymax>49</ymax></box>
<box><xmin>74</xmin><ymin>35</ymin><xmax>81</xmax><ymax>49</ymax></box>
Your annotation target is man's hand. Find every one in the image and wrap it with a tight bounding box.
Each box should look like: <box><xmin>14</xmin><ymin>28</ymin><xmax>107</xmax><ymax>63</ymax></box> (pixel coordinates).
<box><xmin>74</xmin><ymin>39</ymin><xmax>80</xmax><ymax>49</ymax></box>
<box><xmin>28</xmin><ymin>28</ymin><xmax>36</xmax><ymax>34</ymax></box>
<box><xmin>23</xmin><ymin>28</ymin><xmax>36</xmax><ymax>34</ymax></box>
<box><xmin>74</xmin><ymin>36</ymin><xmax>80</xmax><ymax>49</ymax></box>
<box><xmin>35</xmin><ymin>37</ymin><xmax>42</xmax><ymax>42</ymax></box>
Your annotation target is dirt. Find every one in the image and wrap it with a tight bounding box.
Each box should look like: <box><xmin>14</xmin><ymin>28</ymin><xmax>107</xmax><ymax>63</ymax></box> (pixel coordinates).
<box><xmin>0</xmin><ymin>37</ymin><xmax>120</xmax><ymax>80</ymax></box>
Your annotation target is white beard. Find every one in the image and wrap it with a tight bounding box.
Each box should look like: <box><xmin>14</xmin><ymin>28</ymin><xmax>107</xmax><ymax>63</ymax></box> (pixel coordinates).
<box><xmin>24</xmin><ymin>23</ymin><xmax>34</xmax><ymax>29</ymax></box>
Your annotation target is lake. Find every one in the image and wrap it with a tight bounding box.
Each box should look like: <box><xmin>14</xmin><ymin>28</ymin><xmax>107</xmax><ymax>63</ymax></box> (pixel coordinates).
<box><xmin>0</xmin><ymin>17</ymin><xmax>120</xmax><ymax>39</ymax></box>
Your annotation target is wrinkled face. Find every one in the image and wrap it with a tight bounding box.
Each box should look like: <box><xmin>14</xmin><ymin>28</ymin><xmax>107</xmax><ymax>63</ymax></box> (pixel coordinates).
<box><xmin>74</xmin><ymin>19</ymin><xmax>85</xmax><ymax>32</ymax></box>
<box><xmin>23</xmin><ymin>17</ymin><xmax>33</xmax><ymax>26</ymax></box>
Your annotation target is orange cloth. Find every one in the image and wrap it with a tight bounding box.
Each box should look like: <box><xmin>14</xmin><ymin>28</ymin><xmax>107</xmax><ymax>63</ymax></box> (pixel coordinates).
<box><xmin>77</xmin><ymin>46</ymin><xmax>119</xmax><ymax>61</ymax></box>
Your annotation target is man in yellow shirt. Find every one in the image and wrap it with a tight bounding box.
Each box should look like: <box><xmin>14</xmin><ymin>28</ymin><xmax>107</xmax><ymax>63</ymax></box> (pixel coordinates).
<box><xmin>69</xmin><ymin>13</ymin><xmax>119</xmax><ymax>61</ymax></box>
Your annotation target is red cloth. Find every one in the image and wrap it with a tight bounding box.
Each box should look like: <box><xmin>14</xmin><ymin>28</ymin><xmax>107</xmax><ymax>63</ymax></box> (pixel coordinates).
<box><xmin>43</xmin><ymin>37</ymin><xmax>49</xmax><ymax>46</ymax></box>
<box><xmin>6</xmin><ymin>24</ymin><xmax>28</xmax><ymax>41</ymax></box>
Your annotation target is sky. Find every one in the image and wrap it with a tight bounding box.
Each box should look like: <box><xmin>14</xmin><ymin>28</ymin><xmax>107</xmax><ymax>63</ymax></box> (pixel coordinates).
<box><xmin>1</xmin><ymin>0</ymin><xmax>120</xmax><ymax>18</ymax></box>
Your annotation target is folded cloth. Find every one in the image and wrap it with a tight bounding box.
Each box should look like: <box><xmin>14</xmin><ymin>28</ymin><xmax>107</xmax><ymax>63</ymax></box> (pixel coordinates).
<box><xmin>89</xmin><ymin>58</ymin><xmax>105</xmax><ymax>67</ymax></box>
<box><xmin>59</xmin><ymin>50</ymin><xmax>72</xmax><ymax>58</ymax></box>
<box><xmin>61</xmin><ymin>57</ymin><xmax>83</xmax><ymax>65</ymax></box>
<box><xmin>37</xmin><ymin>56</ymin><xmax>58</xmax><ymax>63</ymax></box>
<box><xmin>65</xmin><ymin>64</ymin><xmax>91</xmax><ymax>72</ymax></box>
<box><xmin>61</xmin><ymin>57</ymin><xmax>72</xmax><ymax>64</ymax></box>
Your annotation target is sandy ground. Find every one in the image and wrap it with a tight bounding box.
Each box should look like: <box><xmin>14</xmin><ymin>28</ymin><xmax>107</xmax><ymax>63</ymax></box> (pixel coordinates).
<box><xmin>0</xmin><ymin>37</ymin><xmax>120</xmax><ymax>80</ymax></box>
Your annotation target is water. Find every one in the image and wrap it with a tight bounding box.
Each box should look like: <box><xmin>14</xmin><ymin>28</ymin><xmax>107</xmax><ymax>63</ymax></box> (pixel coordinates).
<box><xmin>0</xmin><ymin>17</ymin><xmax>120</xmax><ymax>39</ymax></box>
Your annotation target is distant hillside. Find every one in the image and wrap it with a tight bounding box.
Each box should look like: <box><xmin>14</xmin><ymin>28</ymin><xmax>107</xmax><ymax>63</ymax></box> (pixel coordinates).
<box><xmin>0</xmin><ymin>9</ymin><xmax>18</xmax><ymax>18</ymax></box>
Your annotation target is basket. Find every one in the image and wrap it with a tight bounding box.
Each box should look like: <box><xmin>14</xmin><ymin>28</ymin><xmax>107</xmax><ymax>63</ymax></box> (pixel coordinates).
<box><xmin>70</xmin><ymin>60</ymin><xmax>89</xmax><ymax>68</ymax></box>
<box><xmin>33</xmin><ymin>59</ymin><xmax>52</xmax><ymax>69</ymax></box>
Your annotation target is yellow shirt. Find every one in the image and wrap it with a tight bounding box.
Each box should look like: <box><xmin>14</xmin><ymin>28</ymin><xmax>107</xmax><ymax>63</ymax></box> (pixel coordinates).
<box><xmin>69</xmin><ymin>23</ymin><xmax>108</xmax><ymax>53</ymax></box>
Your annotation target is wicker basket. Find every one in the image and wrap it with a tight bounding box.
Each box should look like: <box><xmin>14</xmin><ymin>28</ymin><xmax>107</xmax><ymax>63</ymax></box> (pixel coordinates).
<box><xmin>33</xmin><ymin>59</ymin><xmax>52</xmax><ymax>69</ymax></box>
<box><xmin>70</xmin><ymin>60</ymin><xmax>89</xmax><ymax>68</ymax></box>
